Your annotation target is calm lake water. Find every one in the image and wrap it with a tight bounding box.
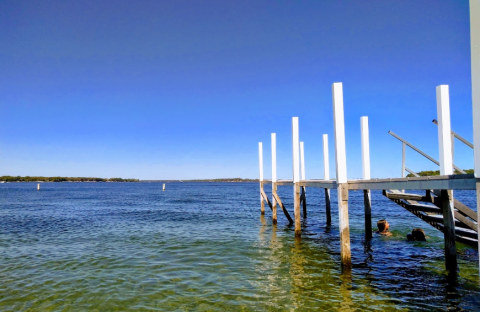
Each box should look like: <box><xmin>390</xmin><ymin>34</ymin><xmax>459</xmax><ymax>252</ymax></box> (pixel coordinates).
<box><xmin>1</xmin><ymin>182</ymin><xmax>479</xmax><ymax>311</ymax></box>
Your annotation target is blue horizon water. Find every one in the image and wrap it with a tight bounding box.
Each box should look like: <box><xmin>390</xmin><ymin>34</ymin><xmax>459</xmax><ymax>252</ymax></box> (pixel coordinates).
<box><xmin>1</xmin><ymin>182</ymin><xmax>479</xmax><ymax>311</ymax></box>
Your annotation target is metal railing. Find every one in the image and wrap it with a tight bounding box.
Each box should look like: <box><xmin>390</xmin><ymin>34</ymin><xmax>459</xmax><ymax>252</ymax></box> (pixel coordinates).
<box><xmin>388</xmin><ymin>130</ymin><xmax>467</xmax><ymax>176</ymax></box>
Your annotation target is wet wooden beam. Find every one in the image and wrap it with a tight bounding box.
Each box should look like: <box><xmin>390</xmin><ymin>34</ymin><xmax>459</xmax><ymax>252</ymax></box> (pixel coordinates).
<box><xmin>440</xmin><ymin>190</ymin><xmax>457</xmax><ymax>272</ymax></box>
<box><xmin>325</xmin><ymin>189</ymin><xmax>332</xmax><ymax>225</ymax></box>
<box><xmin>272</xmin><ymin>192</ymin><xmax>294</xmax><ymax>225</ymax></box>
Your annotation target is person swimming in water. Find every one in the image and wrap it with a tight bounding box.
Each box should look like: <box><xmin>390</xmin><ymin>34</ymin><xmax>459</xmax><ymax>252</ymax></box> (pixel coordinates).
<box><xmin>407</xmin><ymin>228</ymin><xmax>427</xmax><ymax>241</ymax></box>
<box><xmin>376</xmin><ymin>219</ymin><xmax>392</xmax><ymax>236</ymax></box>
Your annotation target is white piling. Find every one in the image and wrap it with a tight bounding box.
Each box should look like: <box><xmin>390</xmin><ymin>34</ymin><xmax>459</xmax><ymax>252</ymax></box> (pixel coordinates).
<box><xmin>163</xmin><ymin>183</ymin><xmax>165</xmax><ymax>191</ymax></box>
<box><xmin>361</xmin><ymin>116</ymin><xmax>372</xmax><ymax>239</ymax></box>
<box><xmin>271</xmin><ymin>134</ymin><xmax>277</xmax><ymax>184</ymax></box>
<box><xmin>471</xmin><ymin>0</ymin><xmax>480</xmax><ymax>177</ymax></box>
<box><xmin>259</xmin><ymin>142</ymin><xmax>264</xmax><ymax>182</ymax></box>
<box><xmin>332</xmin><ymin>82</ymin><xmax>351</xmax><ymax>267</ymax></box>
<box><xmin>323</xmin><ymin>134</ymin><xmax>330</xmax><ymax>181</ymax></box>
<box><xmin>361</xmin><ymin>117</ymin><xmax>371</xmax><ymax>180</ymax></box>
<box><xmin>300</xmin><ymin>142</ymin><xmax>305</xmax><ymax>181</ymax></box>
<box><xmin>37</xmin><ymin>183</ymin><xmax>40</xmax><ymax>191</ymax></box>
<box><xmin>292</xmin><ymin>117</ymin><xmax>301</xmax><ymax>236</ymax></box>
<box><xmin>292</xmin><ymin>118</ymin><xmax>300</xmax><ymax>183</ymax></box>
<box><xmin>259</xmin><ymin>142</ymin><xmax>265</xmax><ymax>215</ymax></box>
<box><xmin>271</xmin><ymin>133</ymin><xmax>277</xmax><ymax>224</ymax></box>
<box><xmin>333</xmin><ymin>83</ymin><xmax>347</xmax><ymax>185</ymax></box>
<box><xmin>436</xmin><ymin>84</ymin><xmax>457</xmax><ymax>272</ymax></box>
<box><xmin>437</xmin><ymin>85</ymin><xmax>453</xmax><ymax>176</ymax></box>
<box><xmin>470</xmin><ymin>0</ymin><xmax>480</xmax><ymax>274</ymax></box>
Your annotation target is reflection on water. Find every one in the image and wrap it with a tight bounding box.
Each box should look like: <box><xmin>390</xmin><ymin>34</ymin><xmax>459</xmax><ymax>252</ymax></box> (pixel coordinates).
<box><xmin>0</xmin><ymin>182</ymin><xmax>479</xmax><ymax>311</ymax></box>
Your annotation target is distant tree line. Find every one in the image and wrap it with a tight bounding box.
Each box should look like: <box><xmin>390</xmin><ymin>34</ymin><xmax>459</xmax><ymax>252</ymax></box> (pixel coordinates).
<box><xmin>183</xmin><ymin>178</ymin><xmax>259</xmax><ymax>182</ymax></box>
<box><xmin>406</xmin><ymin>169</ymin><xmax>474</xmax><ymax>177</ymax></box>
<box><xmin>0</xmin><ymin>176</ymin><xmax>140</xmax><ymax>182</ymax></box>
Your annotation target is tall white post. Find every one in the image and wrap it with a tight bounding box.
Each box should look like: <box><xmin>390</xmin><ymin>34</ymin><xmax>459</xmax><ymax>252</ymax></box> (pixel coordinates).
<box><xmin>436</xmin><ymin>85</ymin><xmax>457</xmax><ymax>272</ymax></box>
<box><xmin>469</xmin><ymin>0</ymin><xmax>480</xmax><ymax>275</ymax></box>
<box><xmin>271</xmin><ymin>133</ymin><xmax>278</xmax><ymax>224</ymax></box>
<box><xmin>332</xmin><ymin>82</ymin><xmax>351</xmax><ymax>267</ymax></box>
<box><xmin>323</xmin><ymin>134</ymin><xmax>330</xmax><ymax>180</ymax></box>
<box><xmin>292</xmin><ymin>117</ymin><xmax>301</xmax><ymax>236</ymax></box>
<box><xmin>292</xmin><ymin>117</ymin><xmax>300</xmax><ymax>183</ymax></box>
<box><xmin>437</xmin><ymin>85</ymin><xmax>453</xmax><ymax>176</ymax></box>
<box><xmin>259</xmin><ymin>142</ymin><xmax>264</xmax><ymax>181</ymax></box>
<box><xmin>300</xmin><ymin>142</ymin><xmax>306</xmax><ymax>180</ymax></box>
<box><xmin>259</xmin><ymin>142</ymin><xmax>265</xmax><ymax>215</ymax></box>
<box><xmin>333</xmin><ymin>83</ymin><xmax>348</xmax><ymax>184</ymax></box>
<box><xmin>360</xmin><ymin>117</ymin><xmax>371</xmax><ymax>180</ymax></box>
<box><xmin>471</xmin><ymin>0</ymin><xmax>480</xmax><ymax>177</ymax></box>
<box><xmin>271</xmin><ymin>134</ymin><xmax>277</xmax><ymax>183</ymax></box>
<box><xmin>323</xmin><ymin>134</ymin><xmax>332</xmax><ymax>225</ymax></box>
<box><xmin>361</xmin><ymin>116</ymin><xmax>372</xmax><ymax>239</ymax></box>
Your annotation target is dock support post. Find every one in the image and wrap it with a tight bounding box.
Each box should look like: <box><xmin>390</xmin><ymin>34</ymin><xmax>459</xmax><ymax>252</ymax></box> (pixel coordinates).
<box><xmin>361</xmin><ymin>116</ymin><xmax>372</xmax><ymax>239</ymax></box>
<box><xmin>259</xmin><ymin>142</ymin><xmax>265</xmax><ymax>215</ymax></box>
<box><xmin>436</xmin><ymin>85</ymin><xmax>457</xmax><ymax>272</ymax></box>
<box><xmin>333</xmin><ymin>82</ymin><xmax>351</xmax><ymax>268</ymax></box>
<box><xmin>271</xmin><ymin>133</ymin><xmax>277</xmax><ymax>225</ymax></box>
<box><xmin>292</xmin><ymin>117</ymin><xmax>301</xmax><ymax>237</ymax></box>
<box><xmin>441</xmin><ymin>190</ymin><xmax>457</xmax><ymax>271</ymax></box>
<box><xmin>477</xmin><ymin>181</ymin><xmax>480</xmax><ymax>273</ymax></box>
<box><xmin>323</xmin><ymin>134</ymin><xmax>332</xmax><ymax>225</ymax></box>
<box><xmin>300</xmin><ymin>141</ymin><xmax>307</xmax><ymax>218</ymax></box>
<box><xmin>468</xmin><ymin>0</ymin><xmax>480</xmax><ymax>273</ymax></box>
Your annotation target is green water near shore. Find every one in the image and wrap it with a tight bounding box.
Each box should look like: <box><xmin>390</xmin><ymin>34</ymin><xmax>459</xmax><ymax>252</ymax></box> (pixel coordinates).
<box><xmin>1</xmin><ymin>182</ymin><xmax>479</xmax><ymax>311</ymax></box>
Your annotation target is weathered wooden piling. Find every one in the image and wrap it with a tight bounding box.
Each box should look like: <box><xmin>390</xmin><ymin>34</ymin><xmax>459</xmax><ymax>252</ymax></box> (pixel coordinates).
<box><xmin>259</xmin><ymin>142</ymin><xmax>265</xmax><ymax>215</ymax></box>
<box><xmin>436</xmin><ymin>85</ymin><xmax>457</xmax><ymax>272</ymax></box>
<box><xmin>271</xmin><ymin>133</ymin><xmax>278</xmax><ymax>225</ymax></box>
<box><xmin>300</xmin><ymin>141</ymin><xmax>307</xmax><ymax>218</ymax></box>
<box><xmin>469</xmin><ymin>0</ymin><xmax>480</xmax><ymax>271</ymax></box>
<box><xmin>361</xmin><ymin>116</ymin><xmax>372</xmax><ymax>239</ymax></box>
<box><xmin>292</xmin><ymin>117</ymin><xmax>301</xmax><ymax>237</ymax></box>
<box><xmin>323</xmin><ymin>134</ymin><xmax>332</xmax><ymax>225</ymax></box>
<box><xmin>333</xmin><ymin>82</ymin><xmax>351</xmax><ymax>267</ymax></box>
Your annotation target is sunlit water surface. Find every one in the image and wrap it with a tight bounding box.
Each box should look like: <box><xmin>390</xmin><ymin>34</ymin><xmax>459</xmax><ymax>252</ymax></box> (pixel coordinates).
<box><xmin>1</xmin><ymin>182</ymin><xmax>479</xmax><ymax>311</ymax></box>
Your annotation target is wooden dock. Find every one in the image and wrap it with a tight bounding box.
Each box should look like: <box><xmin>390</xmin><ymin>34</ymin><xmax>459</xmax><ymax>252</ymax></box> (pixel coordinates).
<box><xmin>256</xmin><ymin>1</ymin><xmax>480</xmax><ymax>274</ymax></box>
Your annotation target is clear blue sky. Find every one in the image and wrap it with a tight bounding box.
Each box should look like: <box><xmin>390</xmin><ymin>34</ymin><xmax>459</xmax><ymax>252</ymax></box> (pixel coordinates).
<box><xmin>0</xmin><ymin>0</ymin><xmax>474</xmax><ymax>180</ymax></box>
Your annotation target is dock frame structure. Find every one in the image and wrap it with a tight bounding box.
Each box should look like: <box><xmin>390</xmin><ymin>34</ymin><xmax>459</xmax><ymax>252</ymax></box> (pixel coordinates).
<box><xmin>257</xmin><ymin>0</ymin><xmax>480</xmax><ymax>274</ymax></box>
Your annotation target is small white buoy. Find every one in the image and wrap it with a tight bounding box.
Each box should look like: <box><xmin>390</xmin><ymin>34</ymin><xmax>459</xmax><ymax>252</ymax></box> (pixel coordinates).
<box><xmin>163</xmin><ymin>183</ymin><xmax>165</xmax><ymax>191</ymax></box>
<box><xmin>37</xmin><ymin>183</ymin><xmax>40</xmax><ymax>190</ymax></box>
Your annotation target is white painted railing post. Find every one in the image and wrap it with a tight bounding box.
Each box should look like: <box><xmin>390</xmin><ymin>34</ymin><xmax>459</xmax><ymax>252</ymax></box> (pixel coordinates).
<box><xmin>436</xmin><ymin>85</ymin><xmax>457</xmax><ymax>272</ymax></box>
<box><xmin>332</xmin><ymin>82</ymin><xmax>351</xmax><ymax>268</ymax></box>
<box><xmin>292</xmin><ymin>117</ymin><xmax>301</xmax><ymax>236</ymax></box>
<box><xmin>323</xmin><ymin>134</ymin><xmax>332</xmax><ymax>225</ymax></box>
<box><xmin>271</xmin><ymin>133</ymin><xmax>277</xmax><ymax>225</ymax></box>
<box><xmin>361</xmin><ymin>116</ymin><xmax>372</xmax><ymax>239</ymax></box>
<box><xmin>470</xmin><ymin>0</ymin><xmax>480</xmax><ymax>275</ymax></box>
<box><xmin>259</xmin><ymin>142</ymin><xmax>265</xmax><ymax>215</ymax></box>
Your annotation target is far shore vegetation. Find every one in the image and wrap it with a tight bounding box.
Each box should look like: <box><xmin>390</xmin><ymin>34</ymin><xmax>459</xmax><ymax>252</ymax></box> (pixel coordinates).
<box><xmin>406</xmin><ymin>169</ymin><xmax>473</xmax><ymax>177</ymax></box>
<box><xmin>142</xmin><ymin>178</ymin><xmax>259</xmax><ymax>182</ymax></box>
<box><xmin>0</xmin><ymin>176</ymin><xmax>140</xmax><ymax>182</ymax></box>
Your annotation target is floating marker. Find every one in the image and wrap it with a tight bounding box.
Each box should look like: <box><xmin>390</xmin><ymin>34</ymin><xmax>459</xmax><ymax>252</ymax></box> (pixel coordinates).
<box><xmin>163</xmin><ymin>183</ymin><xmax>165</xmax><ymax>191</ymax></box>
<box><xmin>37</xmin><ymin>183</ymin><xmax>40</xmax><ymax>190</ymax></box>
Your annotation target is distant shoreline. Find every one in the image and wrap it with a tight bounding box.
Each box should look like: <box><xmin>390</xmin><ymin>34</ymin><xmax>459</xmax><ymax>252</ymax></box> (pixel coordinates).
<box><xmin>0</xmin><ymin>176</ymin><xmax>140</xmax><ymax>183</ymax></box>
<box><xmin>142</xmin><ymin>179</ymin><xmax>260</xmax><ymax>183</ymax></box>
<box><xmin>0</xmin><ymin>176</ymin><xmax>260</xmax><ymax>183</ymax></box>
